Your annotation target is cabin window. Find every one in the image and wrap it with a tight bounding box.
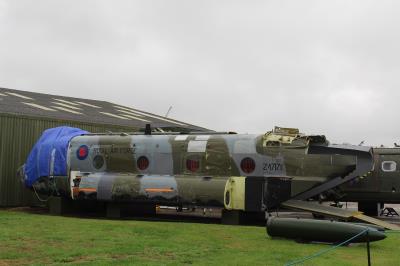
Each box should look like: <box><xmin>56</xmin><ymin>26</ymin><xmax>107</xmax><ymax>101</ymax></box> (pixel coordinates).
<box><xmin>382</xmin><ymin>161</ymin><xmax>396</xmax><ymax>172</ymax></box>
<box><xmin>93</xmin><ymin>155</ymin><xmax>104</xmax><ymax>169</ymax></box>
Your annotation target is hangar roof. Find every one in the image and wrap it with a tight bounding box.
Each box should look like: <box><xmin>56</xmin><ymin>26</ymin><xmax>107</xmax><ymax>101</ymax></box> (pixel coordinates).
<box><xmin>0</xmin><ymin>87</ymin><xmax>208</xmax><ymax>131</ymax></box>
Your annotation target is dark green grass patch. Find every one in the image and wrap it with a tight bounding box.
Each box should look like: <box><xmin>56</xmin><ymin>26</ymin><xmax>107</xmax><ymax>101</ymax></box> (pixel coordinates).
<box><xmin>0</xmin><ymin>210</ymin><xmax>398</xmax><ymax>265</ymax></box>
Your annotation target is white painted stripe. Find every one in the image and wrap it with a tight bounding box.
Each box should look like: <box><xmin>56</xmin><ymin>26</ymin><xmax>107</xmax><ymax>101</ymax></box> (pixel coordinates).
<box><xmin>99</xmin><ymin>112</ymin><xmax>130</xmax><ymax>120</ymax></box>
<box><xmin>75</xmin><ymin>101</ymin><xmax>102</xmax><ymax>108</ymax></box>
<box><xmin>52</xmin><ymin>106</ymin><xmax>83</xmax><ymax>114</ymax></box>
<box><xmin>126</xmin><ymin>109</ymin><xmax>186</xmax><ymax>125</ymax></box>
<box><xmin>187</xmin><ymin>140</ymin><xmax>207</xmax><ymax>152</ymax></box>
<box><xmin>22</xmin><ymin>102</ymin><xmax>56</xmax><ymax>111</ymax></box>
<box><xmin>113</xmin><ymin>105</ymin><xmax>137</xmax><ymax>112</ymax></box>
<box><xmin>134</xmin><ymin>112</ymin><xmax>187</xmax><ymax>126</ymax></box>
<box><xmin>175</xmin><ymin>135</ymin><xmax>188</xmax><ymax>141</ymax></box>
<box><xmin>0</xmin><ymin>93</ymin><xmax>8</xmax><ymax>96</ymax></box>
<box><xmin>53</xmin><ymin>98</ymin><xmax>81</xmax><ymax>106</ymax></box>
<box><xmin>52</xmin><ymin>102</ymin><xmax>82</xmax><ymax>110</ymax></box>
<box><xmin>116</xmin><ymin>109</ymin><xmax>145</xmax><ymax>117</ymax></box>
<box><xmin>195</xmin><ymin>135</ymin><xmax>210</xmax><ymax>141</ymax></box>
<box><xmin>114</xmin><ymin>105</ymin><xmax>187</xmax><ymax>126</ymax></box>
<box><xmin>7</xmin><ymin>92</ymin><xmax>33</xmax><ymax>100</ymax></box>
<box><xmin>120</xmin><ymin>114</ymin><xmax>151</xmax><ymax>122</ymax></box>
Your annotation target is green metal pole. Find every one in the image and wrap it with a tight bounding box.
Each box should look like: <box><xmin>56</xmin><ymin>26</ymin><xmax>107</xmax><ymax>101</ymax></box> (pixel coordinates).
<box><xmin>367</xmin><ymin>230</ymin><xmax>371</xmax><ymax>266</ymax></box>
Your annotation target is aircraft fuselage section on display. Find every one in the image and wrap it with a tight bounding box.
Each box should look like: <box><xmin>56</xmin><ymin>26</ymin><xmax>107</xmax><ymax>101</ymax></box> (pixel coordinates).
<box><xmin>28</xmin><ymin>126</ymin><xmax>374</xmax><ymax>212</ymax></box>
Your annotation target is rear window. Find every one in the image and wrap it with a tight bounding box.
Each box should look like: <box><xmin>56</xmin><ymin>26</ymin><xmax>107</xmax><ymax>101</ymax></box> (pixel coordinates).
<box><xmin>382</xmin><ymin>161</ymin><xmax>397</xmax><ymax>172</ymax></box>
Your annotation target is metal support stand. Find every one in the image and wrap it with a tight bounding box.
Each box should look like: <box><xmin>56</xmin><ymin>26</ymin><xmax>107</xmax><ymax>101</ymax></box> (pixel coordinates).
<box><xmin>366</xmin><ymin>230</ymin><xmax>371</xmax><ymax>266</ymax></box>
<box><xmin>377</xmin><ymin>203</ymin><xmax>383</xmax><ymax>217</ymax></box>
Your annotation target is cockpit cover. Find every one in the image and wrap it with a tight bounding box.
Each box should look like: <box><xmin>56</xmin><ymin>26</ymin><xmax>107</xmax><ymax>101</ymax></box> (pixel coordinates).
<box><xmin>24</xmin><ymin>126</ymin><xmax>88</xmax><ymax>187</ymax></box>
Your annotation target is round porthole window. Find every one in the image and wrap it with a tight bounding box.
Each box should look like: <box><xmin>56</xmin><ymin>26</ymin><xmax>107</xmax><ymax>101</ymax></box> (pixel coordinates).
<box><xmin>93</xmin><ymin>155</ymin><xmax>105</xmax><ymax>169</ymax></box>
<box><xmin>137</xmin><ymin>156</ymin><xmax>149</xmax><ymax>170</ymax></box>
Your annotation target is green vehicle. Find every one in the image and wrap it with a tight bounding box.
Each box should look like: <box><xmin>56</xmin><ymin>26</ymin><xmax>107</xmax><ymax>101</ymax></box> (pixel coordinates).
<box><xmin>340</xmin><ymin>147</ymin><xmax>400</xmax><ymax>215</ymax></box>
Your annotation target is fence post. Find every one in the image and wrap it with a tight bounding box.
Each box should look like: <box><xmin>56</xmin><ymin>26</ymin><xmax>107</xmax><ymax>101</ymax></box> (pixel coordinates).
<box><xmin>367</xmin><ymin>230</ymin><xmax>371</xmax><ymax>266</ymax></box>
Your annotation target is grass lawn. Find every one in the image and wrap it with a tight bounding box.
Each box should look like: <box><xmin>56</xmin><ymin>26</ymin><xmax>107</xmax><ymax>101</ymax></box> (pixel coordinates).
<box><xmin>0</xmin><ymin>210</ymin><xmax>399</xmax><ymax>265</ymax></box>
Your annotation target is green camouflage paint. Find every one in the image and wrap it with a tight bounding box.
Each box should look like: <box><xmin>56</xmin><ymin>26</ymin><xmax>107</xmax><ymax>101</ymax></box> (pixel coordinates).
<box><xmin>29</xmin><ymin>127</ymin><xmax>376</xmax><ymax>208</ymax></box>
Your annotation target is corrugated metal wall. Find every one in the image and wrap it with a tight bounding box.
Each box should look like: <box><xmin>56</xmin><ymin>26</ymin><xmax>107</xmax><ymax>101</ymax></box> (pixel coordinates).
<box><xmin>0</xmin><ymin>113</ymin><xmax>138</xmax><ymax>206</ymax></box>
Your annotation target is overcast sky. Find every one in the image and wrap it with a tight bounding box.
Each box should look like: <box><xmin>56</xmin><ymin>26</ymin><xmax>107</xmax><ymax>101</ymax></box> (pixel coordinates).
<box><xmin>1</xmin><ymin>1</ymin><xmax>399</xmax><ymax>146</ymax></box>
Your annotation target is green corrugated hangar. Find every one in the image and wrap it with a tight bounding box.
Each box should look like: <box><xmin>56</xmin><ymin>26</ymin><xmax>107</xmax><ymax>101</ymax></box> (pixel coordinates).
<box><xmin>0</xmin><ymin>87</ymin><xmax>207</xmax><ymax>206</ymax></box>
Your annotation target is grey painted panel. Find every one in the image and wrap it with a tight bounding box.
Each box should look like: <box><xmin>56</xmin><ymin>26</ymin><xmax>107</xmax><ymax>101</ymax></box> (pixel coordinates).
<box><xmin>97</xmin><ymin>174</ymin><xmax>114</xmax><ymax>201</ymax></box>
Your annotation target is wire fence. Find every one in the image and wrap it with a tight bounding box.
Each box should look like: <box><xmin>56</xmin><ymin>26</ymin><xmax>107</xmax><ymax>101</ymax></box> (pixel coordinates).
<box><xmin>285</xmin><ymin>228</ymin><xmax>370</xmax><ymax>266</ymax></box>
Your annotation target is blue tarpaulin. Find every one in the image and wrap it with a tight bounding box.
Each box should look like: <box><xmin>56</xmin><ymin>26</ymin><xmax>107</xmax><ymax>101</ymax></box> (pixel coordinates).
<box><xmin>24</xmin><ymin>126</ymin><xmax>88</xmax><ymax>187</ymax></box>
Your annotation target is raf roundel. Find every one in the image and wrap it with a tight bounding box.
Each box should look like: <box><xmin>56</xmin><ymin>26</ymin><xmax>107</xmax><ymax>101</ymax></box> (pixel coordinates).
<box><xmin>137</xmin><ymin>156</ymin><xmax>150</xmax><ymax>170</ymax></box>
<box><xmin>186</xmin><ymin>158</ymin><xmax>200</xmax><ymax>172</ymax></box>
<box><xmin>240</xmin><ymin>157</ymin><xmax>256</xmax><ymax>174</ymax></box>
<box><xmin>76</xmin><ymin>145</ymin><xmax>89</xmax><ymax>160</ymax></box>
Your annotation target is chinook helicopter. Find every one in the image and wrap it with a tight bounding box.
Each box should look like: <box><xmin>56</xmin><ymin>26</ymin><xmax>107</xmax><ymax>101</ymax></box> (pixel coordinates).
<box><xmin>24</xmin><ymin>126</ymin><xmax>384</xmax><ymax>219</ymax></box>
